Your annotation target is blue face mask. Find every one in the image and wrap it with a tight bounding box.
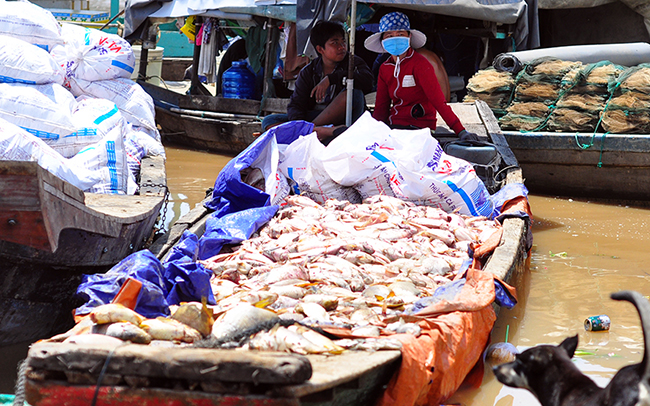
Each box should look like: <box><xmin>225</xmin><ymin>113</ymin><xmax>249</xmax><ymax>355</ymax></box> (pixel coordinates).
<box><xmin>382</xmin><ymin>36</ymin><xmax>410</xmax><ymax>56</ymax></box>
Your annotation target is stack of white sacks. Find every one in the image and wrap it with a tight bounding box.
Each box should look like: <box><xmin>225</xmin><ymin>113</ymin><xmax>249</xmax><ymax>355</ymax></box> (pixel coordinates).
<box><xmin>0</xmin><ymin>1</ymin><xmax>165</xmax><ymax>194</ymax></box>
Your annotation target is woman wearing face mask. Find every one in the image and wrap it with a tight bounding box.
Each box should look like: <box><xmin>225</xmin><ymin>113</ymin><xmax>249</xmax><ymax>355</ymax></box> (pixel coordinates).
<box><xmin>365</xmin><ymin>12</ymin><xmax>476</xmax><ymax>140</ymax></box>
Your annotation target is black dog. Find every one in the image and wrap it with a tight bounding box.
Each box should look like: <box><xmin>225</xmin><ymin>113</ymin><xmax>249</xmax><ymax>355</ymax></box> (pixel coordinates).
<box><xmin>493</xmin><ymin>290</ymin><xmax>650</xmax><ymax>406</ymax></box>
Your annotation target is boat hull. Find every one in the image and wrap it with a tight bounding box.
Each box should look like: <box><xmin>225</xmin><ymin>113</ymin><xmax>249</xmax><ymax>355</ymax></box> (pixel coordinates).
<box><xmin>503</xmin><ymin>131</ymin><xmax>650</xmax><ymax>205</ymax></box>
<box><xmin>0</xmin><ymin>156</ymin><xmax>167</xmax><ymax>346</ymax></box>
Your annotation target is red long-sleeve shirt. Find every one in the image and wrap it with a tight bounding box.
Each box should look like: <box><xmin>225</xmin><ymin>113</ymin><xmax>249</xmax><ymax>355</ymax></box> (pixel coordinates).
<box><xmin>373</xmin><ymin>48</ymin><xmax>465</xmax><ymax>134</ymax></box>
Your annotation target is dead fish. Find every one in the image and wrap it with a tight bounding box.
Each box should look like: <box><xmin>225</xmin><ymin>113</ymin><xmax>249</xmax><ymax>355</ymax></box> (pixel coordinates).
<box><xmin>63</xmin><ymin>333</ymin><xmax>125</xmax><ymax>347</ymax></box>
<box><xmin>419</xmin><ymin>256</ymin><xmax>452</xmax><ymax>276</ymax></box>
<box><xmin>269</xmin><ymin>295</ymin><xmax>300</xmax><ymax>311</ymax></box>
<box><xmin>351</xmin><ymin>325</ymin><xmax>381</xmax><ymax>337</ymax></box>
<box><xmin>141</xmin><ymin>317</ymin><xmax>202</xmax><ymax>343</ymax></box>
<box><xmin>171</xmin><ymin>301</ymin><xmax>214</xmax><ymax>337</ymax></box>
<box><xmin>302</xmin><ymin>294</ymin><xmax>339</xmax><ymax>311</ymax></box>
<box><xmin>335</xmin><ymin>337</ymin><xmax>403</xmax><ymax>351</ymax></box>
<box><xmin>242</xmin><ymin>167</ymin><xmax>265</xmax><ymax>191</ymax></box>
<box><xmin>211</xmin><ymin>304</ymin><xmax>279</xmax><ymax>342</ymax></box>
<box><xmin>385</xmin><ymin>318</ymin><xmax>422</xmax><ymax>337</ymax></box>
<box><xmin>287</xmin><ymin>325</ymin><xmax>345</xmax><ymax>354</ymax></box>
<box><xmin>94</xmin><ymin>322</ymin><xmax>152</xmax><ymax>344</ymax></box>
<box><xmin>269</xmin><ymin>285</ymin><xmax>307</xmax><ymax>300</ymax></box>
<box><xmin>417</xmin><ymin>228</ymin><xmax>455</xmax><ymax>246</ymax></box>
<box><xmin>243</xmin><ymin>291</ymin><xmax>279</xmax><ymax>308</ymax></box>
<box><xmin>44</xmin><ymin>316</ymin><xmax>95</xmax><ymax>342</ymax></box>
<box><xmin>271</xmin><ymin>325</ymin><xmax>332</xmax><ymax>355</ymax></box>
<box><xmin>89</xmin><ymin>304</ymin><xmax>145</xmax><ymax>326</ymax></box>
<box><xmin>362</xmin><ymin>284</ymin><xmax>392</xmax><ymax>300</ymax></box>
<box><xmin>294</xmin><ymin>302</ymin><xmax>330</xmax><ymax>321</ymax></box>
<box><xmin>260</xmin><ymin>264</ymin><xmax>309</xmax><ymax>285</ymax></box>
<box><xmin>247</xmin><ymin>327</ymin><xmax>289</xmax><ymax>352</ymax></box>
<box><xmin>388</xmin><ymin>280</ymin><xmax>421</xmax><ymax>297</ymax></box>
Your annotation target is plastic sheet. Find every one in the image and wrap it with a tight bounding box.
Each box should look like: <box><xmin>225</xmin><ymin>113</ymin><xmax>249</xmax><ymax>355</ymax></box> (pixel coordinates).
<box><xmin>204</xmin><ymin>120</ymin><xmax>313</xmax><ymax>216</ymax></box>
<box><xmin>198</xmin><ymin>206</ymin><xmax>279</xmax><ymax>260</ymax></box>
<box><xmin>495</xmin><ymin>42</ymin><xmax>650</xmax><ymax>67</ymax></box>
<box><xmin>75</xmin><ymin>250</ymin><xmax>170</xmax><ymax>319</ymax></box>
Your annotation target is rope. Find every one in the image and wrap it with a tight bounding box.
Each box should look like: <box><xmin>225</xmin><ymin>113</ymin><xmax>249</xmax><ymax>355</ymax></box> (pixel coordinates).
<box><xmin>91</xmin><ymin>344</ymin><xmax>124</xmax><ymax>406</ymax></box>
<box><xmin>571</xmin><ymin>81</ymin><xmax>620</xmax><ymax>167</ymax></box>
<box><xmin>13</xmin><ymin>360</ymin><xmax>27</xmax><ymax>406</ymax></box>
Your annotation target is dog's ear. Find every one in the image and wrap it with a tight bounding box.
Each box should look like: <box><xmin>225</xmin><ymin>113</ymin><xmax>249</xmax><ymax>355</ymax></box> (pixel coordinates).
<box><xmin>559</xmin><ymin>335</ymin><xmax>579</xmax><ymax>358</ymax></box>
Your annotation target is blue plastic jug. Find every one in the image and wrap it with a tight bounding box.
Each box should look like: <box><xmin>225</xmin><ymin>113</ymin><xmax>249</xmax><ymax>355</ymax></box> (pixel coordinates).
<box><xmin>222</xmin><ymin>61</ymin><xmax>256</xmax><ymax>99</ymax></box>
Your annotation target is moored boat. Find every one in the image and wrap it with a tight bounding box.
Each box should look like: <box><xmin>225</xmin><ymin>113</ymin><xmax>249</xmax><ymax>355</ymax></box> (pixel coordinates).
<box><xmin>19</xmin><ymin>101</ymin><xmax>530</xmax><ymax>406</ymax></box>
<box><xmin>0</xmin><ymin>155</ymin><xmax>166</xmax><ymax>346</ymax></box>
<box><xmin>502</xmin><ymin>130</ymin><xmax>650</xmax><ymax>207</ymax></box>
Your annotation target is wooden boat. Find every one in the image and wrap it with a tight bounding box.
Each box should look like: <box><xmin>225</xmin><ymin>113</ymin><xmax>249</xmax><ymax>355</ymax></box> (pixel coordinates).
<box><xmin>501</xmin><ymin>130</ymin><xmax>650</xmax><ymax>206</ymax></box>
<box><xmin>0</xmin><ymin>155</ymin><xmax>166</xmax><ymax>346</ymax></box>
<box><xmin>19</xmin><ymin>101</ymin><xmax>529</xmax><ymax>406</ymax></box>
<box><xmin>140</xmin><ymin>80</ymin><xmax>265</xmax><ymax>155</ymax></box>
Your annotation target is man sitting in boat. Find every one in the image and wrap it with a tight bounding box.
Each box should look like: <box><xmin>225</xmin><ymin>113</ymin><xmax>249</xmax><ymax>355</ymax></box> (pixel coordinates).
<box><xmin>261</xmin><ymin>21</ymin><xmax>373</xmax><ymax>143</ymax></box>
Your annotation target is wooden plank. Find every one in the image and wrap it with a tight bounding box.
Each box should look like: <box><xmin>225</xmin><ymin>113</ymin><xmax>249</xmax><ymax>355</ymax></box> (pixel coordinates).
<box><xmin>475</xmin><ymin>100</ymin><xmax>519</xmax><ymax>167</ymax></box>
<box><xmin>262</xmin><ymin>98</ymin><xmax>290</xmax><ymax>114</ymax></box>
<box><xmin>139</xmin><ymin>155</ymin><xmax>167</xmax><ymax>196</ymax></box>
<box><xmin>27</xmin><ymin>342</ymin><xmax>313</xmax><ymax>385</ymax></box>
<box><xmin>273</xmin><ymin>351</ymin><xmax>401</xmax><ymax>399</ymax></box>
<box><xmin>182</xmin><ymin>95</ymin><xmax>261</xmax><ymax>116</ymax></box>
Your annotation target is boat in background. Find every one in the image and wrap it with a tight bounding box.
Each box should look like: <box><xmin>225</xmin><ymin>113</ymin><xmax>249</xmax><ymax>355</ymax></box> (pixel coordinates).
<box><xmin>502</xmin><ymin>131</ymin><xmax>650</xmax><ymax>207</ymax></box>
<box><xmin>0</xmin><ymin>155</ymin><xmax>166</xmax><ymax>346</ymax></box>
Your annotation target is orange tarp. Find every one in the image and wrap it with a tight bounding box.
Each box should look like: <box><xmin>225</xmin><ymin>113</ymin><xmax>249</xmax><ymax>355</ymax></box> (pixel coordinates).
<box><xmin>377</xmin><ymin>268</ymin><xmax>506</xmax><ymax>406</ymax></box>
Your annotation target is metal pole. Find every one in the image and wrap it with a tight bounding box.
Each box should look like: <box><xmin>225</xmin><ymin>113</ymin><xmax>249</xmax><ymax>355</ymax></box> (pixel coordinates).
<box><xmin>345</xmin><ymin>0</ymin><xmax>357</xmax><ymax>127</ymax></box>
<box><xmin>262</xmin><ymin>18</ymin><xmax>274</xmax><ymax>101</ymax></box>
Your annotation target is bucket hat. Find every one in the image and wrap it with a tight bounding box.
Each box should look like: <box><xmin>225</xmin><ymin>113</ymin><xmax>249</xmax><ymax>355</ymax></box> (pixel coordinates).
<box><xmin>364</xmin><ymin>12</ymin><xmax>427</xmax><ymax>54</ymax></box>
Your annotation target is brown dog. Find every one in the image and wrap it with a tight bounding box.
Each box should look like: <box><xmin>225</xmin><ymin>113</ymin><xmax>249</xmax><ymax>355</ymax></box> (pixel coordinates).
<box><xmin>493</xmin><ymin>290</ymin><xmax>650</xmax><ymax>406</ymax></box>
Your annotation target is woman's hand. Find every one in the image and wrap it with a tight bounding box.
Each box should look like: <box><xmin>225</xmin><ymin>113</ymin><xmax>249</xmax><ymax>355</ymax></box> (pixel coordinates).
<box><xmin>310</xmin><ymin>76</ymin><xmax>330</xmax><ymax>103</ymax></box>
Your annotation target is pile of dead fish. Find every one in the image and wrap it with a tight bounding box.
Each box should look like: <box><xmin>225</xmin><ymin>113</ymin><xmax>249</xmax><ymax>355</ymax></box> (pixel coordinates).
<box><xmin>51</xmin><ymin>194</ymin><xmax>499</xmax><ymax>355</ymax></box>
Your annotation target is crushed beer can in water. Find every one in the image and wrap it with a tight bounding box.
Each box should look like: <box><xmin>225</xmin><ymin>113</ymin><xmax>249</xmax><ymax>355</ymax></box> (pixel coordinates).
<box><xmin>584</xmin><ymin>314</ymin><xmax>611</xmax><ymax>331</ymax></box>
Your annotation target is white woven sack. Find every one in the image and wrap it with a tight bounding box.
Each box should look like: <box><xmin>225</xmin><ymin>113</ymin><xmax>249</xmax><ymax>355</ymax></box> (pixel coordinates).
<box><xmin>0</xmin><ymin>82</ymin><xmax>76</xmax><ymax>146</ymax></box>
<box><xmin>392</xmin><ymin>150</ymin><xmax>495</xmax><ymax>217</ymax></box>
<box><xmin>249</xmin><ymin>135</ymin><xmax>290</xmax><ymax>205</ymax></box>
<box><xmin>0</xmin><ymin>1</ymin><xmax>63</xmax><ymax>51</ymax></box>
<box><xmin>69</xmin><ymin>78</ymin><xmax>157</xmax><ymax>133</ymax></box>
<box><xmin>0</xmin><ymin>117</ymin><xmax>100</xmax><ymax>190</ymax></box>
<box><xmin>53</xmin><ymin>23</ymin><xmax>135</xmax><ymax>84</ymax></box>
<box><xmin>124</xmin><ymin>123</ymin><xmax>166</xmax><ymax>194</ymax></box>
<box><xmin>278</xmin><ymin>132</ymin><xmax>362</xmax><ymax>204</ymax></box>
<box><xmin>62</xmin><ymin>96</ymin><xmax>126</xmax><ymax>158</ymax></box>
<box><xmin>69</xmin><ymin>123</ymin><xmax>128</xmax><ymax>194</ymax></box>
<box><xmin>0</xmin><ymin>35</ymin><xmax>64</xmax><ymax>85</ymax></box>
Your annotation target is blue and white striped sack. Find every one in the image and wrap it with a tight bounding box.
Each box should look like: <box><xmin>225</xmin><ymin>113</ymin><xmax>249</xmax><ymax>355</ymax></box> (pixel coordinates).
<box><xmin>0</xmin><ymin>35</ymin><xmax>64</xmax><ymax>85</ymax></box>
<box><xmin>69</xmin><ymin>77</ymin><xmax>157</xmax><ymax>136</ymax></box>
<box><xmin>0</xmin><ymin>82</ymin><xmax>77</xmax><ymax>149</ymax></box>
<box><xmin>0</xmin><ymin>116</ymin><xmax>100</xmax><ymax>191</ymax></box>
<box><xmin>69</xmin><ymin>122</ymin><xmax>129</xmax><ymax>194</ymax></box>
<box><xmin>52</xmin><ymin>23</ymin><xmax>135</xmax><ymax>86</ymax></box>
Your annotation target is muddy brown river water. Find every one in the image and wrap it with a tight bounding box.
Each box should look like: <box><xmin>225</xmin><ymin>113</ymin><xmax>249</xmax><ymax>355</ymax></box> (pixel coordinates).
<box><xmin>3</xmin><ymin>146</ymin><xmax>650</xmax><ymax>405</ymax></box>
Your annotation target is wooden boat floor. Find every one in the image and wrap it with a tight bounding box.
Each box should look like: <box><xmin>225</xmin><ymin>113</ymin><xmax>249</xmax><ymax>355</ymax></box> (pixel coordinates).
<box><xmin>276</xmin><ymin>350</ymin><xmax>401</xmax><ymax>398</ymax></box>
<box><xmin>84</xmin><ymin>194</ymin><xmax>165</xmax><ymax>220</ymax></box>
